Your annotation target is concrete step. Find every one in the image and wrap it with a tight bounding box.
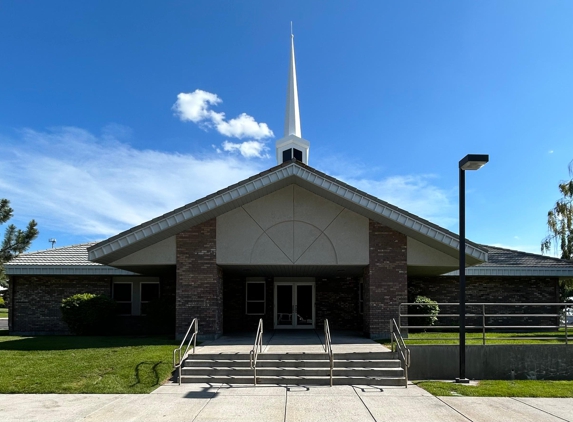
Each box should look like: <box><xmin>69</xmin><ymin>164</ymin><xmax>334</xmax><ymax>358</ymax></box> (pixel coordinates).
<box><xmin>187</xmin><ymin>352</ymin><xmax>394</xmax><ymax>361</ymax></box>
<box><xmin>180</xmin><ymin>375</ymin><xmax>407</xmax><ymax>386</ymax></box>
<box><xmin>181</xmin><ymin>366</ymin><xmax>404</xmax><ymax>378</ymax></box>
<box><xmin>179</xmin><ymin>350</ymin><xmax>407</xmax><ymax>387</ymax></box>
<box><xmin>185</xmin><ymin>359</ymin><xmax>402</xmax><ymax>369</ymax></box>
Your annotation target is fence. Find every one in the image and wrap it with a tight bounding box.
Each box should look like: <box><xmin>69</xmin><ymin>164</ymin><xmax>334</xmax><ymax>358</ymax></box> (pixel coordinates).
<box><xmin>398</xmin><ymin>302</ymin><xmax>571</xmax><ymax>345</ymax></box>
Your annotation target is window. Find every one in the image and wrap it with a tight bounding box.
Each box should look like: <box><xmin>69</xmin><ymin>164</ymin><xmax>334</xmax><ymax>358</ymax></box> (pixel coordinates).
<box><xmin>113</xmin><ymin>282</ymin><xmax>132</xmax><ymax>315</ymax></box>
<box><xmin>246</xmin><ymin>281</ymin><xmax>266</xmax><ymax>315</ymax></box>
<box><xmin>282</xmin><ymin>148</ymin><xmax>292</xmax><ymax>163</ymax></box>
<box><xmin>141</xmin><ymin>282</ymin><xmax>160</xmax><ymax>315</ymax></box>
<box><xmin>293</xmin><ymin>148</ymin><xmax>302</xmax><ymax>161</ymax></box>
<box><xmin>112</xmin><ymin>277</ymin><xmax>160</xmax><ymax>316</ymax></box>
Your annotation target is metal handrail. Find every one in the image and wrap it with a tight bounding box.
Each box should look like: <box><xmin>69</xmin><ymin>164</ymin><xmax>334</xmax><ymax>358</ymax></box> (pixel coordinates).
<box><xmin>172</xmin><ymin>318</ymin><xmax>198</xmax><ymax>385</ymax></box>
<box><xmin>323</xmin><ymin>319</ymin><xmax>334</xmax><ymax>387</ymax></box>
<box><xmin>249</xmin><ymin>318</ymin><xmax>264</xmax><ymax>385</ymax></box>
<box><xmin>399</xmin><ymin>302</ymin><xmax>571</xmax><ymax>345</ymax></box>
<box><xmin>390</xmin><ymin>318</ymin><xmax>410</xmax><ymax>388</ymax></box>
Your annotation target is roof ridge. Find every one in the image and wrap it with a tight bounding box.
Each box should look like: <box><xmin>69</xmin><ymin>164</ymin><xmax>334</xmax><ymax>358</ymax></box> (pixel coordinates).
<box><xmin>482</xmin><ymin>244</ymin><xmax>573</xmax><ymax>263</ymax></box>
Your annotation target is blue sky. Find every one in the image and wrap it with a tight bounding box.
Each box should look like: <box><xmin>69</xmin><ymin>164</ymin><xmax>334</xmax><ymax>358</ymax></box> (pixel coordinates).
<box><xmin>1</xmin><ymin>1</ymin><xmax>572</xmax><ymax>255</ymax></box>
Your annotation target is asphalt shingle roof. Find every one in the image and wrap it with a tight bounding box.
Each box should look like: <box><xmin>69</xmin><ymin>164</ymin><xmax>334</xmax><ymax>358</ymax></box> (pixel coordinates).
<box><xmin>478</xmin><ymin>245</ymin><xmax>573</xmax><ymax>268</ymax></box>
<box><xmin>4</xmin><ymin>243</ymin><xmax>136</xmax><ymax>276</ymax></box>
<box><xmin>6</xmin><ymin>243</ymin><xmax>101</xmax><ymax>266</ymax></box>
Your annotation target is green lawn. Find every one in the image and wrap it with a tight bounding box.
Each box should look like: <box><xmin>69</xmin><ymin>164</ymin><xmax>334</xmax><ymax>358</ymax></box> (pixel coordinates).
<box><xmin>386</xmin><ymin>329</ymin><xmax>571</xmax><ymax>346</ymax></box>
<box><xmin>0</xmin><ymin>308</ymin><xmax>7</xmax><ymax>318</ymax></box>
<box><xmin>0</xmin><ymin>335</ymin><xmax>180</xmax><ymax>393</ymax></box>
<box><xmin>416</xmin><ymin>380</ymin><xmax>573</xmax><ymax>397</ymax></box>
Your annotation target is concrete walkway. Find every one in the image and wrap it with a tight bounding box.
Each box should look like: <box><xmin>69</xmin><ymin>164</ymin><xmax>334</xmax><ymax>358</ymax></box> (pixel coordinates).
<box><xmin>2</xmin><ymin>383</ymin><xmax>573</xmax><ymax>421</ymax></box>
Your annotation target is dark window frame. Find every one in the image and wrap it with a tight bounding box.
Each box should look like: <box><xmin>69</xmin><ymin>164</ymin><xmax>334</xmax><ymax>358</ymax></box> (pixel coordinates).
<box><xmin>113</xmin><ymin>282</ymin><xmax>133</xmax><ymax>316</ymax></box>
<box><xmin>246</xmin><ymin>281</ymin><xmax>266</xmax><ymax>315</ymax></box>
<box><xmin>140</xmin><ymin>282</ymin><xmax>160</xmax><ymax>316</ymax></box>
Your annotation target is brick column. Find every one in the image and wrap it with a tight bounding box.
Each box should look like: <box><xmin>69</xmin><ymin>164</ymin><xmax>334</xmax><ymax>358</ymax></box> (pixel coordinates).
<box><xmin>176</xmin><ymin>219</ymin><xmax>223</xmax><ymax>340</ymax></box>
<box><xmin>363</xmin><ymin>220</ymin><xmax>407</xmax><ymax>339</ymax></box>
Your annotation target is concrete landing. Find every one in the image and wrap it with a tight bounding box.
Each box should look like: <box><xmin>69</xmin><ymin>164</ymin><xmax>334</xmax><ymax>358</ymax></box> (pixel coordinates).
<box><xmin>193</xmin><ymin>330</ymin><xmax>391</xmax><ymax>355</ymax></box>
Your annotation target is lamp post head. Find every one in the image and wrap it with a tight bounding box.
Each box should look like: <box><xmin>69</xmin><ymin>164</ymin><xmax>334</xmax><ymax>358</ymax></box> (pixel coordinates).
<box><xmin>459</xmin><ymin>154</ymin><xmax>489</xmax><ymax>171</ymax></box>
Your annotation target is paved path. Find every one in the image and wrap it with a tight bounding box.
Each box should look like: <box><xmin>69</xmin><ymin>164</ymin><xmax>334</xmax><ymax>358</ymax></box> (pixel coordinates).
<box><xmin>1</xmin><ymin>383</ymin><xmax>572</xmax><ymax>421</ymax></box>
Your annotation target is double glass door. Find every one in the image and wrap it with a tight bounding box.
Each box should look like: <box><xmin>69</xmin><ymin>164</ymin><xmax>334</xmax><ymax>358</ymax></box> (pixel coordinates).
<box><xmin>274</xmin><ymin>279</ymin><xmax>315</xmax><ymax>329</ymax></box>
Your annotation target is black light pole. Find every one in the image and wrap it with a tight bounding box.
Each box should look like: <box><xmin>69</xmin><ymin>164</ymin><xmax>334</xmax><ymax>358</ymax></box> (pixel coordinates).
<box><xmin>457</xmin><ymin>154</ymin><xmax>489</xmax><ymax>384</ymax></box>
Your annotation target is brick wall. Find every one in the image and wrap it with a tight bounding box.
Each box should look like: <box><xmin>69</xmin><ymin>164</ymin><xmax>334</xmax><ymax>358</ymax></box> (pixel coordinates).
<box><xmin>176</xmin><ymin>218</ymin><xmax>223</xmax><ymax>339</ymax></box>
<box><xmin>408</xmin><ymin>276</ymin><xmax>560</xmax><ymax>327</ymax></box>
<box><xmin>363</xmin><ymin>220</ymin><xmax>407</xmax><ymax>339</ymax></box>
<box><xmin>9</xmin><ymin>275</ymin><xmax>111</xmax><ymax>334</ymax></box>
<box><xmin>316</xmin><ymin>277</ymin><xmax>362</xmax><ymax>331</ymax></box>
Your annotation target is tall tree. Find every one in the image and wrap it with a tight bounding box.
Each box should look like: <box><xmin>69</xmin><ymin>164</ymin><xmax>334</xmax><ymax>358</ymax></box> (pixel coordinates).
<box><xmin>0</xmin><ymin>199</ymin><xmax>39</xmax><ymax>287</ymax></box>
<box><xmin>541</xmin><ymin>161</ymin><xmax>573</xmax><ymax>260</ymax></box>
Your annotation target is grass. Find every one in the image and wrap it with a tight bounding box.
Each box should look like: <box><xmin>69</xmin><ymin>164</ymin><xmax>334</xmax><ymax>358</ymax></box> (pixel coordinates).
<box><xmin>415</xmin><ymin>380</ymin><xmax>573</xmax><ymax>397</ymax></box>
<box><xmin>0</xmin><ymin>308</ymin><xmax>7</xmax><ymax>318</ymax></box>
<box><xmin>0</xmin><ymin>335</ymin><xmax>180</xmax><ymax>393</ymax></box>
<box><xmin>384</xmin><ymin>329</ymin><xmax>571</xmax><ymax>346</ymax></box>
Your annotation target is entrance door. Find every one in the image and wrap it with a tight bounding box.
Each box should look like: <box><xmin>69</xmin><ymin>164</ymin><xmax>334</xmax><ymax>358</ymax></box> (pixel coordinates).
<box><xmin>274</xmin><ymin>279</ymin><xmax>315</xmax><ymax>329</ymax></box>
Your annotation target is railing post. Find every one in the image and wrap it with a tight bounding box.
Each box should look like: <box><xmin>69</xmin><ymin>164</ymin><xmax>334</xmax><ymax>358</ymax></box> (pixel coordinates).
<box><xmin>390</xmin><ymin>320</ymin><xmax>394</xmax><ymax>352</ymax></box>
<box><xmin>482</xmin><ymin>304</ymin><xmax>486</xmax><ymax>346</ymax></box>
<box><xmin>566</xmin><ymin>313</ymin><xmax>568</xmax><ymax>345</ymax></box>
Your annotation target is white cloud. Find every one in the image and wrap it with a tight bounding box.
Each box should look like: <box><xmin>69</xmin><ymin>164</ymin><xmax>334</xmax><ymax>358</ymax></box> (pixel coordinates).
<box><xmin>336</xmin><ymin>174</ymin><xmax>456</xmax><ymax>229</ymax></box>
<box><xmin>173</xmin><ymin>89</ymin><xmax>273</xmax><ymax>140</ymax></box>
<box><xmin>173</xmin><ymin>90</ymin><xmax>221</xmax><ymax>124</ymax></box>
<box><xmin>0</xmin><ymin>126</ymin><xmax>458</xmax><ymax>245</ymax></box>
<box><xmin>222</xmin><ymin>140</ymin><xmax>268</xmax><ymax>158</ymax></box>
<box><xmin>0</xmin><ymin>127</ymin><xmax>265</xmax><ymax>238</ymax></box>
<box><xmin>548</xmin><ymin>150</ymin><xmax>554</xmax><ymax>154</ymax></box>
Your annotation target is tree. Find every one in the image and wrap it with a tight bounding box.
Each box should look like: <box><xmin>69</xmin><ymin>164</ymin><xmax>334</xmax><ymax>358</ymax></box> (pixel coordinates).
<box><xmin>541</xmin><ymin>161</ymin><xmax>573</xmax><ymax>260</ymax></box>
<box><xmin>541</xmin><ymin>163</ymin><xmax>573</xmax><ymax>308</ymax></box>
<box><xmin>0</xmin><ymin>199</ymin><xmax>39</xmax><ymax>287</ymax></box>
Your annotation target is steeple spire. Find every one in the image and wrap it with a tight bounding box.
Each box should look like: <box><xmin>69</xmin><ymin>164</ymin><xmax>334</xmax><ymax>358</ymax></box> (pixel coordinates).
<box><xmin>276</xmin><ymin>27</ymin><xmax>310</xmax><ymax>166</ymax></box>
<box><xmin>284</xmin><ymin>31</ymin><xmax>301</xmax><ymax>137</ymax></box>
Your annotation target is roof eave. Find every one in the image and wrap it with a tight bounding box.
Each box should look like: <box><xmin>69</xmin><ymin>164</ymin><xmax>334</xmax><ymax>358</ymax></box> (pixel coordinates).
<box><xmin>443</xmin><ymin>266</ymin><xmax>573</xmax><ymax>277</ymax></box>
<box><xmin>5</xmin><ymin>265</ymin><xmax>138</xmax><ymax>276</ymax></box>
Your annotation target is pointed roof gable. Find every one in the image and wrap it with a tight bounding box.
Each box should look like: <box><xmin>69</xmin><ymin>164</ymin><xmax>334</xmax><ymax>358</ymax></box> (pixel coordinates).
<box><xmin>88</xmin><ymin>160</ymin><xmax>487</xmax><ymax>265</ymax></box>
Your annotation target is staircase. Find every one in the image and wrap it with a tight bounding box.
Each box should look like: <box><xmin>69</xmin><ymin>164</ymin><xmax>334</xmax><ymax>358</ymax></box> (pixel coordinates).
<box><xmin>179</xmin><ymin>351</ymin><xmax>406</xmax><ymax>386</ymax></box>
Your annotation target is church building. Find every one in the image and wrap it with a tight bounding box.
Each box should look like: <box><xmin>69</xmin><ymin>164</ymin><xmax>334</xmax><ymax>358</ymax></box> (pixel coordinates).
<box><xmin>6</xmin><ymin>35</ymin><xmax>573</xmax><ymax>339</ymax></box>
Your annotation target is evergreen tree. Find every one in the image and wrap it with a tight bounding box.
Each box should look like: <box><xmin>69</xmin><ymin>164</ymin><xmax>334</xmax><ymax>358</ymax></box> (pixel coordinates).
<box><xmin>0</xmin><ymin>199</ymin><xmax>39</xmax><ymax>286</ymax></box>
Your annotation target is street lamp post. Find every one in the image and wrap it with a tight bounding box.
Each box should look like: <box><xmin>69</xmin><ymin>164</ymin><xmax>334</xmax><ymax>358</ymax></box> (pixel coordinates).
<box><xmin>457</xmin><ymin>154</ymin><xmax>489</xmax><ymax>384</ymax></box>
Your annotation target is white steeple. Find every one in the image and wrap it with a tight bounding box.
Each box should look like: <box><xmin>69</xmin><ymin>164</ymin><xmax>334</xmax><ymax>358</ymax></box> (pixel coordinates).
<box><xmin>284</xmin><ymin>33</ymin><xmax>301</xmax><ymax>137</ymax></box>
<box><xmin>276</xmin><ymin>28</ymin><xmax>310</xmax><ymax>165</ymax></box>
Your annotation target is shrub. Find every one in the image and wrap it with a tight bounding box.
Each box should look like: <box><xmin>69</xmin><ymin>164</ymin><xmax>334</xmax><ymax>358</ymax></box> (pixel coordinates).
<box><xmin>61</xmin><ymin>293</ymin><xmax>117</xmax><ymax>335</ymax></box>
<box><xmin>0</xmin><ymin>297</ymin><xmax>5</xmax><ymax>308</ymax></box>
<box><xmin>410</xmin><ymin>295</ymin><xmax>440</xmax><ymax>331</ymax></box>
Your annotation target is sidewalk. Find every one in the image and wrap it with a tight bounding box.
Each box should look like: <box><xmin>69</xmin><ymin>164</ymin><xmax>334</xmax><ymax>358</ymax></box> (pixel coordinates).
<box><xmin>1</xmin><ymin>383</ymin><xmax>572</xmax><ymax>422</ymax></box>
